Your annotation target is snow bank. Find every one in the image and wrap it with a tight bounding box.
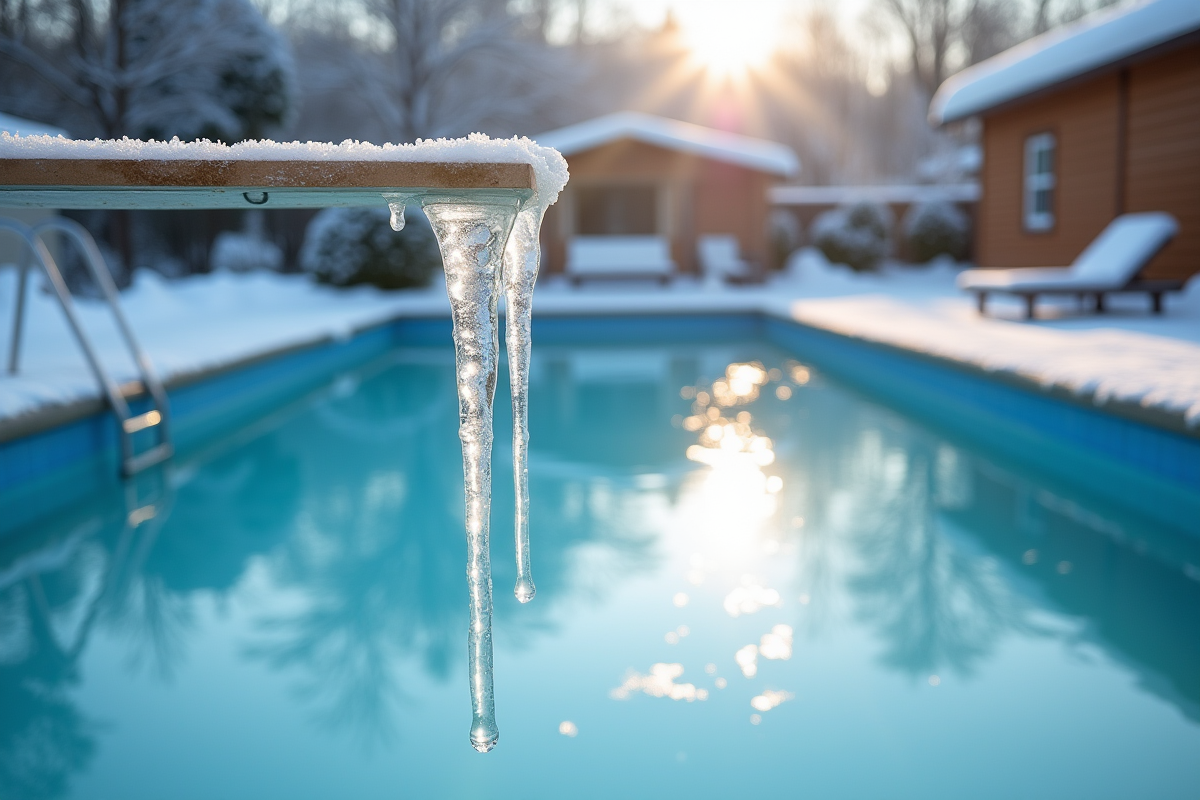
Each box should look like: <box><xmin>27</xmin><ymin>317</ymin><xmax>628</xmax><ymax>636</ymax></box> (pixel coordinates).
<box><xmin>0</xmin><ymin>132</ymin><xmax>570</xmax><ymax>209</ymax></box>
<box><xmin>790</xmin><ymin>294</ymin><xmax>1200</xmax><ymax>426</ymax></box>
<box><xmin>0</xmin><ymin>268</ymin><xmax>447</xmax><ymax>421</ymax></box>
<box><xmin>779</xmin><ymin>250</ymin><xmax>1200</xmax><ymax>427</ymax></box>
<box><xmin>2</xmin><ymin>251</ymin><xmax>1198</xmax><ymax>431</ymax></box>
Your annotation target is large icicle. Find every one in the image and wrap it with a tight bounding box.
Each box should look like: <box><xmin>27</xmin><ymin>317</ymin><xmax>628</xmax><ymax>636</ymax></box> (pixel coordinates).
<box><xmin>423</xmin><ymin>196</ymin><xmax>521</xmax><ymax>754</ymax></box>
<box><xmin>501</xmin><ymin>205</ymin><xmax>547</xmax><ymax>605</ymax></box>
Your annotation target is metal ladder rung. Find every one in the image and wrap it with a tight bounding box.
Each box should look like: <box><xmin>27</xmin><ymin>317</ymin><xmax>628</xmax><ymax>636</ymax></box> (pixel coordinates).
<box><xmin>3</xmin><ymin>216</ymin><xmax>174</xmax><ymax>479</ymax></box>
<box><xmin>123</xmin><ymin>409</ymin><xmax>163</xmax><ymax>434</ymax></box>
<box><xmin>125</xmin><ymin>442</ymin><xmax>174</xmax><ymax>476</ymax></box>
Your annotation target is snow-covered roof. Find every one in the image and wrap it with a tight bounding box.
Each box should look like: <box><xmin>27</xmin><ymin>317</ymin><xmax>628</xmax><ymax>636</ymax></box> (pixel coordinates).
<box><xmin>931</xmin><ymin>0</ymin><xmax>1200</xmax><ymax>124</ymax></box>
<box><xmin>534</xmin><ymin>112</ymin><xmax>799</xmax><ymax>177</ymax></box>
<box><xmin>0</xmin><ymin>112</ymin><xmax>67</xmax><ymax>138</ymax></box>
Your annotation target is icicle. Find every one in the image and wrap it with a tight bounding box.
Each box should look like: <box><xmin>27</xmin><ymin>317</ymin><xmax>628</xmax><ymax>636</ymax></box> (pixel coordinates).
<box><xmin>386</xmin><ymin>197</ymin><xmax>407</xmax><ymax>231</ymax></box>
<box><xmin>422</xmin><ymin>195</ymin><xmax>521</xmax><ymax>754</ymax></box>
<box><xmin>502</xmin><ymin>206</ymin><xmax>547</xmax><ymax>604</ymax></box>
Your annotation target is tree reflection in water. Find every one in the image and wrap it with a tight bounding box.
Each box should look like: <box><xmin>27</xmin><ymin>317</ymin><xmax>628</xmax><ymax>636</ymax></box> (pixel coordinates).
<box><xmin>2</xmin><ymin>342</ymin><xmax>1197</xmax><ymax>797</ymax></box>
<box><xmin>238</xmin><ymin>353</ymin><xmax>659</xmax><ymax>747</ymax></box>
<box><xmin>839</xmin><ymin>433</ymin><xmax>1032</xmax><ymax>679</ymax></box>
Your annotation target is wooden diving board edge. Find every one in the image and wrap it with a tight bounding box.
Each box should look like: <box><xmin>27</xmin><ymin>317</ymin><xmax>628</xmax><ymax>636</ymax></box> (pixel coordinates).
<box><xmin>0</xmin><ymin>158</ymin><xmax>536</xmax><ymax>209</ymax></box>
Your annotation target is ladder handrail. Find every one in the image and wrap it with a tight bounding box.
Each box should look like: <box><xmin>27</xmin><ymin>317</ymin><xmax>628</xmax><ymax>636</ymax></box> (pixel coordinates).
<box><xmin>1</xmin><ymin>216</ymin><xmax>172</xmax><ymax>475</ymax></box>
<box><xmin>0</xmin><ymin>219</ymin><xmax>134</xmax><ymax>421</ymax></box>
<box><xmin>6</xmin><ymin>247</ymin><xmax>29</xmax><ymax>374</ymax></box>
<box><xmin>32</xmin><ymin>218</ymin><xmax>172</xmax><ymax>438</ymax></box>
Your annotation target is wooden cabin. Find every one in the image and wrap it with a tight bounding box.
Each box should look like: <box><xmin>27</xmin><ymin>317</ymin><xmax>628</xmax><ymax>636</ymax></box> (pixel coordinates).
<box><xmin>534</xmin><ymin>112</ymin><xmax>798</xmax><ymax>277</ymax></box>
<box><xmin>931</xmin><ymin>0</ymin><xmax>1200</xmax><ymax>281</ymax></box>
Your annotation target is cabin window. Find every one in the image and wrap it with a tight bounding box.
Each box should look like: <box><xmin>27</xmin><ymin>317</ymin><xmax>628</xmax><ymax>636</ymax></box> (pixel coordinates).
<box><xmin>577</xmin><ymin>185</ymin><xmax>658</xmax><ymax>235</ymax></box>
<box><xmin>1023</xmin><ymin>133</ymin><xmax>1056</xmax><ymax>232</ymax></box>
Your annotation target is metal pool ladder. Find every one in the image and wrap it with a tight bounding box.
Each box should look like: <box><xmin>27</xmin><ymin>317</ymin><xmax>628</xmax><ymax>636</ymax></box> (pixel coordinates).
<box><xmin>3</xmin><ymin>216</ymin><xmax>173</xmax><ymax>476</ymax></box>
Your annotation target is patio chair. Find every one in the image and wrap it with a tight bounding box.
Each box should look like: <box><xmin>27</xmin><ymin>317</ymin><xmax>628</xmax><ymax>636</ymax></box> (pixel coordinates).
<box><xmin>698</xmin><ymin>234</ymin><xmax>754</xmax><ymax>286</ymax></box>
<box><xmin>957</xmin><ymin>212</ymin><xmax>1182</xmax><ymax>318</ymax></box>
<box><xmin>566</xmin><ymin>235</ymin><xmax>676</xmax><ymax>285</ymax></box>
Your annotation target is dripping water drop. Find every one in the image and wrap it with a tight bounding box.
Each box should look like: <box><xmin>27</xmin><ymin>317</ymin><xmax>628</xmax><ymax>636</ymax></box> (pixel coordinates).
<box><xmin>515</xmin><ymin>578</ymin><xmax>536</xmax><ymax>603</ymax></box>
<box><xmin>388</xmin><ymin>200</ymin><xmax>406</xmax><ymax>231</ymax></box>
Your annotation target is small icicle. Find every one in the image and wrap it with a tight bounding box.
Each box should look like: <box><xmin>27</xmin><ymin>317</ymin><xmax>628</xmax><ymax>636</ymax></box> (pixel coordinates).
<box><xmin>386</xmin><ymin>197</ymin><xmax>406</xmax><ymax>231</ymax></box>
<box><xmin>502</xmin><ymin>206</ymin><xmax>547</xmax><ymax>604</ymax></box>
<box><xmin>422</xmin><ymin>196</ymin><xmax>521</xmax><ymax>754</ymax></box>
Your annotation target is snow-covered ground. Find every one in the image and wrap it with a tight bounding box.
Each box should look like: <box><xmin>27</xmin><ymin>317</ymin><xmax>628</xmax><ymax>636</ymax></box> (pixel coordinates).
<box><xmin>2</xmin><ymin>249</ymin><xmax>1198</xmax><ymax>430</ymax></box>
<box><xmin>0</xmin><ymin>269</ymin><xmax>445</xmax><ymax>422</ymax></box>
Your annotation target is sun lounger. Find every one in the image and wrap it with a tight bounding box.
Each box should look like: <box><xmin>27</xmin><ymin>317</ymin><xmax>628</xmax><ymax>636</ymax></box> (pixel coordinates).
<box><xmin>566</xmin><ymin>235</ymin><xmax>676</xmax><ymax>285</ymax></box>
<box><xmin>698</xmin><ymin>234</ymin><xmax>755</xmax><ymax>286</ymax></box>
<box><xmin>957</xmin><ymin>212</ymin><xmax>1182</xmax><ymax>318</ymax></box>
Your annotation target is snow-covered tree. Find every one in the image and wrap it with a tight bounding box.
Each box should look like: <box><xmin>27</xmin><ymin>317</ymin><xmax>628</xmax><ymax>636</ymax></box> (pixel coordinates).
<box><xmin>0</xmin><ymin>0</ymin><xmax>295</xmax><ymax>140</ymax></box>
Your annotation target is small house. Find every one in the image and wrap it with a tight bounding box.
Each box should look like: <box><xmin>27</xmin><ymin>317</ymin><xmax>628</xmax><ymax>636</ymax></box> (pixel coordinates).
<box><xmin>931</xmin><ymin>0</ymin><xmax>1200</xmax><ymax>281</ymax></box>
<box><xmin>534</xmin><ymin>112</ymin><xmax>798</xmax><ymax>277</ymax></box>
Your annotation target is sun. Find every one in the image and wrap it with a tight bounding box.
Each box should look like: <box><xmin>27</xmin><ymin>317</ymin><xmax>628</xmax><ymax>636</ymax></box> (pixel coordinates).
<box><xmin>678</xmin><ymin>2</ymin><xmax>780</xmax><ymax>77</ymax></box>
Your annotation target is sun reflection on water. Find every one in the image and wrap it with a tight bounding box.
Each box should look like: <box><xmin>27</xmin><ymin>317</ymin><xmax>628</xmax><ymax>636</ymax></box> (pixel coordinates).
<box><xmin>611</xmin><ymin>663</ymin><xmax>709</xmax><ymax>702</ymax></box>
<box><xmin>611</xmin><ymin>357</ymin><xmax>817</xmax><ymax>726</ymax></box>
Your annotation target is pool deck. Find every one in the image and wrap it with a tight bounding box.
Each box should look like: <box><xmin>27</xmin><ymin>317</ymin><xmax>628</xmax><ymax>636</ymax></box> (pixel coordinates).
<box><xmin>1</xmin><ymin>251</ymin><xmax>1198</xmax><ymax>445</ymax></box>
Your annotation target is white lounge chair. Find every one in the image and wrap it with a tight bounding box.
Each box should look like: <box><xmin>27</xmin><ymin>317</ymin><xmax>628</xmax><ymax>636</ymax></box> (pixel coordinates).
<box><xmin>958</xmin><ymin>212</ymin><xmax>1181</xmax><ymax>318</ymax></box>
<box><xmin>566</xmin><ymin>235</ymin><xmax>676</xmax><ymax>285</ymax></box>
<box><xmin>698</xmin><ymin>234</ymin><xmax>754</xmax><ymax>286</ymax></box>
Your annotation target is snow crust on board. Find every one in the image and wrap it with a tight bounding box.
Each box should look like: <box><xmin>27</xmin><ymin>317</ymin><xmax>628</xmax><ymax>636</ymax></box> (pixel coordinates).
<box><xmin>0</xmin><ymin>132</ymin><xmax>569</xmax><ymax>205</ymax></box>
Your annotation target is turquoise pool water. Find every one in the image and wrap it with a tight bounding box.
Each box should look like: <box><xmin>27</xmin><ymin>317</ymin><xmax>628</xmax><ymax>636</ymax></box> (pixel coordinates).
<box><xmin>3</xmin><ymin>335</ymin><xmax>1199</xmax><ymax>799</ymax></box>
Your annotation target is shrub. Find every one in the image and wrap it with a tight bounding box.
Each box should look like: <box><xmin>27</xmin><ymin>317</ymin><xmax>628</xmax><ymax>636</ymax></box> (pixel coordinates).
<box><xmin>210</xmin><ymin>231</ymin><xmax>283</xmax><ymax>272</ymax></box>
<box><xmin>299</xmin><ymin>205</ymin><xmax>441</xmax><ymax>289</ymax></box>
<box><xmin>768</xmin><ymin>209</ymin><xmax>803</xmax><ymax>270</ymax></box>
<box><xmin>811</xmin><ymin>201</ymin><xmax>891</xmax><ymax>271</ymax></box>
<box><xmin>903</xmin><ymin>200</ymin><xmax>970</xmax><ymax>263</ymax></box>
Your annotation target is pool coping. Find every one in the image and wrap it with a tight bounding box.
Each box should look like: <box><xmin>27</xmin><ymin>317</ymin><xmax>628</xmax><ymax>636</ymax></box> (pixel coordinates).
<box><xmin>0</xmin><ymin>329</ymin><xmax>370</xmax><ymax>443</ymax></box>
<box><xmin>3</xmin><ymin>303</ymin><xmax>1195</xmax><ymax>445</ymax></box>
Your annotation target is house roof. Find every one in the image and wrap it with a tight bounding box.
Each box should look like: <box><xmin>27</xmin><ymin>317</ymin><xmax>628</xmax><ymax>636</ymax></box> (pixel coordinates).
<box><xmin>534</xmin><ymin>111</ymin><xmax>799</xmax><ymax>177</ymax></box>
<box><xmin>0</xmin><ymin>112</ymin><xmax>67</xmax><ymax>138</ymax></box>
<box><xmin>930</xmin><ymin>0</ymin><xmax>1200</xmax><ymax>125</ymax></box>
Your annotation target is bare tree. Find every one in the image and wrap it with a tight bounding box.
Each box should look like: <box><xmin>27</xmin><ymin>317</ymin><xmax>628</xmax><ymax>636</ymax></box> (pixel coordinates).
<box><xmin>882</xmin><ymin>0</ymin><xmax>1122</xmax><ymax>99</ymax></box>
<box><xmin>1033</xmin><ymin>0</ymin><xmax>1121</xmax><ymax>35</ymax></box>
<box><xmin>291</xmin><ymin>0</ymin><xmax>581</xmax><ymax>143</ymax></box>
<box><xmin>879</xmin><ymin>0</ymin><xmax>964</xmax><ymax>99</ymax></box>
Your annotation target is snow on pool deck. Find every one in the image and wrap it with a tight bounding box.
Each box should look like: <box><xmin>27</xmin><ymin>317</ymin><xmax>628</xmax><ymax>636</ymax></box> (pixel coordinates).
<box><xmin>1</xmin><ymin>248</ymin><xmax>1198</xmax><ymax>434</ymax></box>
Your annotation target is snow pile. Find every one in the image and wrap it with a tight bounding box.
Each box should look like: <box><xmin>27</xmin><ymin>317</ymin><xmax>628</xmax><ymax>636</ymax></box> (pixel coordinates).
<box><xmin>210</xmin><ymin>232</ymin><xmax>283</xmax><ymax>272</ymax></box>
<box><xmin>0</xmin><ymin>132</ymin><xmax>570</xmax><ymax>209</ymax></box>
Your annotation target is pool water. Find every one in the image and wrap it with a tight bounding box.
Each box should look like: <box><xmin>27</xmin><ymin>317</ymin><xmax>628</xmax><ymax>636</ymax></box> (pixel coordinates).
<box><xmin>3</xmin><ymin>337</ymin><xmax>1199</xmax><ymax>799</ymax></box>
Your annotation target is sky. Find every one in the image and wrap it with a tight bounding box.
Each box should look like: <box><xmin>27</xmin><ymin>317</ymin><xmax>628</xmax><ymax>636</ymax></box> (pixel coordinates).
<box><xmin>554</xmin><ymin>0</ymin><xmax>876</xmax><ymax>48</ymax></box>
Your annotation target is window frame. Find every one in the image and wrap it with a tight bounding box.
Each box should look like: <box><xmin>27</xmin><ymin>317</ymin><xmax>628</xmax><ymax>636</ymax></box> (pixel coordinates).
<box><xmin>1023</xmin><ymin>132</ymin><xmax>1057</xmax><ymax>233</ymax></box>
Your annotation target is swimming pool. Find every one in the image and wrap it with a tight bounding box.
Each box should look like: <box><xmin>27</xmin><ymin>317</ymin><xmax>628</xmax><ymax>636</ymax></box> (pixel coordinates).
<box><xmin>3</xmin><ymin>320</ymin><xmax>1198</xmax><ymax>799</ymax></box>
